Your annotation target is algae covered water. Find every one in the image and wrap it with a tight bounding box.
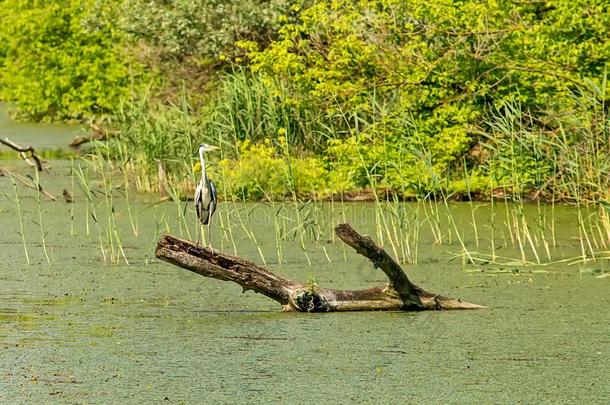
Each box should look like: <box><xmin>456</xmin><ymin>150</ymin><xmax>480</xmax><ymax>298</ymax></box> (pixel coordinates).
<box><xmin>0</xmin><ymin>154</ymin><xmax>608</xmax><ymax>403</ymax></box>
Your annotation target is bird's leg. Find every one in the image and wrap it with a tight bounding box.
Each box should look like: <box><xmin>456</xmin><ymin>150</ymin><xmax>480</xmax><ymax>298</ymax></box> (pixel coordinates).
<box><xmin>207</xmin><ymin>221</ymin><xmax>217</xmax><ymax>255</ymax></box>
<box><xmin>196</xmin><ymin>223</ymin><xmax>201</xmax><ymax>248</ymax></box>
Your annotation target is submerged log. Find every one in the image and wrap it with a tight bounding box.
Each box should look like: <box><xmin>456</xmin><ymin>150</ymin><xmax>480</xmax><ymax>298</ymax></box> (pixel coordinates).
<box><xmin>155</xmin><ymin>223</ymin><xmax>485</xmax><ymax>312</ymax></box>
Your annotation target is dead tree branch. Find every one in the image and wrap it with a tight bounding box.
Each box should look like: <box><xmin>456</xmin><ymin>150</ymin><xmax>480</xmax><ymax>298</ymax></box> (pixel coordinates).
<box><xmin>1</xmin><ymin>168</ymin><xmax>56</xmax><ymax>201</ymax></box>
<box><xmin>156</xmin><ymin>223</ymin><xmax>485</xmax><ymax>312</ymax></box>
<box><xmin>0</xmin><ymin>137</ymin><xmax>45</xmax><ymax>171</ymax></box>
<box><xmin>68</xmin><ymin>124</ymin><xmax>110</xmax><ymax>148</ymax></box>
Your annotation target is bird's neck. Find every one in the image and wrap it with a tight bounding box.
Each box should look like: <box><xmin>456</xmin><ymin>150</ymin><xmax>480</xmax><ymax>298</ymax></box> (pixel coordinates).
<box><xmin>199</xmin><ymin>148</ymin><xmax>207</xmax><ymax>180</ymax></box>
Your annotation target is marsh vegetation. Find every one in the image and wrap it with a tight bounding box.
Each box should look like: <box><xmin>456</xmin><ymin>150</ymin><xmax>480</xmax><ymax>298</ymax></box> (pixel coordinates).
<box><xmin>1</xmin><ymin>0</ymin><xmax>609</xmax><ymax>202</ymax></box>
<box><xmin>1</xmin><ymin>1</ymin><xmax>609</xmax><ymax>402</ymax></box>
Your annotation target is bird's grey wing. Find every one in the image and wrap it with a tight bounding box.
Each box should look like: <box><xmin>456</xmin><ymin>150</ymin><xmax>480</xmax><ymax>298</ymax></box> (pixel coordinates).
<box><xmin>208</xmin><ymin>179</ymin><xmax>218</xmax><ymax>221</ymax></box>
<box><xmin>194</xmin><ymin>182</ymin><xmax>204</xmax><ymax>222</ymax></box>
<box><xmin>200</xmin><ymin>180</ymin><xmax>214</xmax><ymax>225</ymax></box>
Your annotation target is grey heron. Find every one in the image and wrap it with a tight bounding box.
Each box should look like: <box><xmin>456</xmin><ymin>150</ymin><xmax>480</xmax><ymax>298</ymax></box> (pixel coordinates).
<box><xmin>194</xmin><ymin>143</ymin><xmax>219</xmax><ymax>246</ymax></box>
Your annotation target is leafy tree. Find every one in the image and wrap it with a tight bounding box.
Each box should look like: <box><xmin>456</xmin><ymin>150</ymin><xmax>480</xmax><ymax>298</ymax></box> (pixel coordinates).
<box><xmin>0</xmin><ymin>0</ymin><xmax>139</xmax><ymax>120</ymax></box>
<box><xmin>241</xmin><ymin>0</ymin><xmax>610</xmax><ymax>192</ymax></box>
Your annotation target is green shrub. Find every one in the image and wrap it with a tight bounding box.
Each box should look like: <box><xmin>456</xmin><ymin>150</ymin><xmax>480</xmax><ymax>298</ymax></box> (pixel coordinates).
<box><xmin>118</xmin><ymin>0</ymin><xmax>306</xmax><ymax>60</ymax></box>
<box><xmin>218</xmin><ymin>138</ymin><xmax>332</xmax><ymax>200</ymax></box>
<box><xmin>5</xmin><ymin>0</ymin><xmax>605</xmax><ymax>202</ymax></box>
<box><xmin>0</xmin><ymin>0</ymin><xmax>140</xmax><ymax>121</ymax></box>
<box><xmin>242</xmin><ymin>0</ymin><xmax>610</xmax><ymax>196</ymax></box>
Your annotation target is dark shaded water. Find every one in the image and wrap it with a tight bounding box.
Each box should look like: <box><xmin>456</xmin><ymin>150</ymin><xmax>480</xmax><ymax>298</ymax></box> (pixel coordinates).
<box><xmin>0</xmin><ymin>138</ymin><xmax>608</xmax><ymax>403</ymax></box>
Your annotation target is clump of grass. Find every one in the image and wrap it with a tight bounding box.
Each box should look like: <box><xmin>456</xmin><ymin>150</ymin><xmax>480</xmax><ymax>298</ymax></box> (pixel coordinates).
<box><xmin>101</xmin><ymin>94</ymin><xmax>199</xmax><ymax>195</ymax></box>
<box><xmin>203</xmin><ymin>69</ymin><xmax>338</xmax><ymax>152</ymax></box>
<box><xmin>93</xmin><ymin>153</ymin><xmax>130</xmax><ymax>265</ymax></box>
<box><xmin>74</xmin><ymin>161</ymin><xmax>109</xmax><ymax>263</ymax></box>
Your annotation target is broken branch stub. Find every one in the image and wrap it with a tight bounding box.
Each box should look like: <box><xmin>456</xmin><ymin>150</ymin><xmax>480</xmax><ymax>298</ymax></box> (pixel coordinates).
<box><xmin>0</xmin><ymin>138</ymin><xmax>55</xmax><ymax>200</ymax></box>
<box><xmin>155</xmin><ymin>223</ymin><xmax>485</xmax><ymax>312</ymax></box>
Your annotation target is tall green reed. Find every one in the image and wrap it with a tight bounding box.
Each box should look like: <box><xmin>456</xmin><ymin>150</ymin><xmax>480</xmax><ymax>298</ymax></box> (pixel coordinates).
<box><xmin>11</xmin><ymin>179</ymin><xmax>30</xmax><ymax>264</ymax></box>
<box><xmin>33</xmin><ymin>169</ymin><xmax>52</xmax><ymax>267</ymax></box>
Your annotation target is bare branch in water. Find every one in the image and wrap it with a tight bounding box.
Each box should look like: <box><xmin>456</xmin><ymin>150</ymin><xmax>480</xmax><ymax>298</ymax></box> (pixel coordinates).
<box><xmin>68</xmin><ymin>123</ymin><xmax>110</xmax><ymax>148</ymax></box>
<box><xmin>0</xmin><ymin>137</ymin><xmax>45</xmax><ymax>171</ymax></box>
<box><xmin>0</xmin><ymin>167</ymin><xmax>56</xmax><ymax>201</ymax></box>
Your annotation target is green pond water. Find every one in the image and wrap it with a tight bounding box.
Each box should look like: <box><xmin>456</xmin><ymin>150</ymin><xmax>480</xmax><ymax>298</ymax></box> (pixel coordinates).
<box><xmin>0</xmin><ymin>132</ymin><xmax>609</xmax><ymax>403</ymax></box>
<box><xmin>0</xmin><ymin>104</ymin><xmax>84</xmax><ymax>150</ymax></box>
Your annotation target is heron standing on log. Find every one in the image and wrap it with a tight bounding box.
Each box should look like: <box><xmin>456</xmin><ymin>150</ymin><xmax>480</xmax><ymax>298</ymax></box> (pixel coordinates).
<box><xmin>194</xmin><ymin>143</ymin><xmax>219</xmax><ymax>246</ymax></box>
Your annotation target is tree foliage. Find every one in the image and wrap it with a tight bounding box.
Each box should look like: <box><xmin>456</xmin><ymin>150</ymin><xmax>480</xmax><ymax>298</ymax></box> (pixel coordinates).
<box><xmin>231</xmin><ymin>0</ymin><xmax>609</xmax><ymax>194</ymax></box>
<box><xmin>0</xmin><ymin>0</ymin><xmax>138</xmax><ymax>120</ymax></box>
<box><xmin>118</xmin><ymin>0</ymin><xmax>305</xmax><ymax>60</ymax></box>
<box><xmin>0</xmin><ymin>0</ymin><xmax>608</xmax><ymax>200</ymax></box>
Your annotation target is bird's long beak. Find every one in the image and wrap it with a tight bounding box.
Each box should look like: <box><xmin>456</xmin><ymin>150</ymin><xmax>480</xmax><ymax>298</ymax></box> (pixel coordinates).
<box><xmin>193</xmin><ymin>145</ymin><xmax>220</xmax><ymax>155</ymax></box>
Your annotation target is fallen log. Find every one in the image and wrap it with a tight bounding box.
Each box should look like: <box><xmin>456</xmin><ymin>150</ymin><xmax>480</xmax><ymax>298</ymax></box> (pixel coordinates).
<box><xmin>155</xmin><ymin>223</ymin><xmax>485</xmax><ymax>312</ymax></box>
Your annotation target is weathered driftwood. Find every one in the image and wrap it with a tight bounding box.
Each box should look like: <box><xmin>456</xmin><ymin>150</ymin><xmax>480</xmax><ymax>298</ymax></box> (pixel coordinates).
<box><xmin>68</xmin><ymin>123</ymin><xmax>109</xmax><ymax>148</ymax></box>
<box><xmin>0</xmin><ymin>138</ymin><xmax>55</xmax><ymax>200</ymax></box>
<box><xmin>155</xmin><ymin>223</ymin><xmax>485</xmax><ymax>312</ymax></box>
<box><xmin>0</xmin><ymin>167</ymin><xmax>56</xmax><ymax>201</ymax></box>
<box><xmin>0</xmin><ymin>137</ymin><xmax>45</xmax><ymax>171</ymax></box>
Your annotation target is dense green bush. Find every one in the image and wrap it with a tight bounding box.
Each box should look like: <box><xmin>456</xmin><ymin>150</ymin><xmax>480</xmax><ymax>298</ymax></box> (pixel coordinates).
<box><xmin>0</xmin><ymin>0</ymin><xmax>139</xmax><ymax>121</ymax></box>
<box><xmin>0</xmin><ymin>0</ymin><xmax>306</xmax><ymax>120</ymax></box>
<box><xmin>119</xmin><ymin>0</ymin><xmax>305</xmax><ymax>60</ymax></box>
<box><xmin>1</xmin><ymin>0</ymin><xmax>608</xmax><ymax>201</ymax></box>
<box><xmin>115</xmin><ymin>0</ymin><xmax>309</xmax><ymax>106</ymax></box>
<box><xmin>232</xmin><ymin>0</ymin><xmax>610</xmax><ymax>198</ymax></box>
